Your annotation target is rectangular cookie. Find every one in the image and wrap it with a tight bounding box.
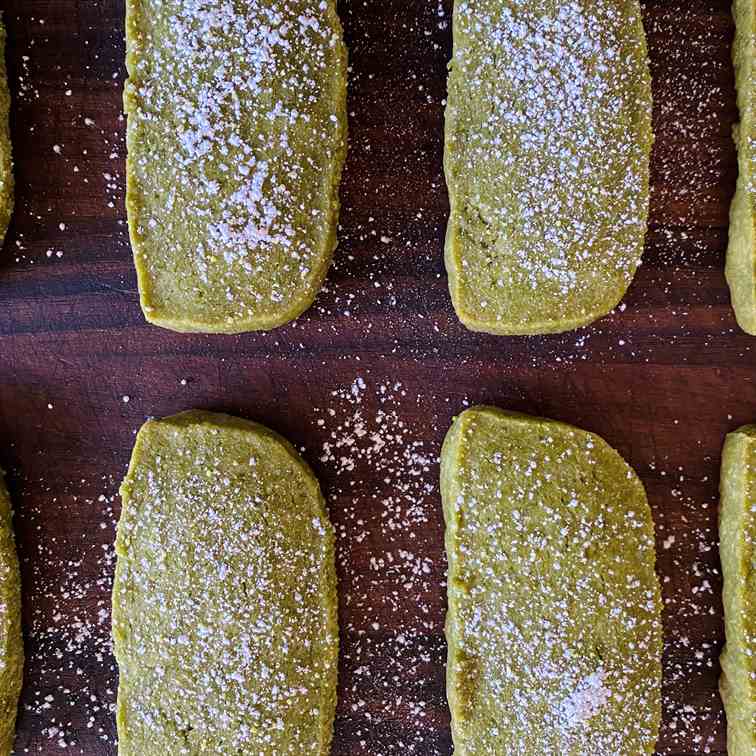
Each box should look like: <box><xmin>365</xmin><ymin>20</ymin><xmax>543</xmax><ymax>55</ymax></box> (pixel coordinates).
<box><xmin>0</xmin><ymin>15</ymin><xmax>12</xmax><ymax>246</ymax></box>
<box><xmin>113</xmin><ymin>411</ymin><xmax>338</xmax><ymax>755</ymax></box>
<box><xmin>0</xmin><ymin>473</ymin><xmax>22</xmax><ymax>756</ymax></box>
<box><xmin>441</xmin><ymin>406</ymin><xmax>662</xmax><ymax>754</ymax></box>
<box><xmin>725</xmin><ymin>0</ymin><xmax>756</xmax><ymax>334</ymax></box>
<box><xmin>124</xmin><ymin>1</ymin><xmax>348</xmax><ymax>333</ymax></box>
<box><xmin>719</xmin><ymin>425</ymin><xmax>756</xmax><ymax>755</ymax></box>
<box><xmin>444</xmin><ymin>1</ymin><xmax>653</xmax><ymax>334</ymax></box>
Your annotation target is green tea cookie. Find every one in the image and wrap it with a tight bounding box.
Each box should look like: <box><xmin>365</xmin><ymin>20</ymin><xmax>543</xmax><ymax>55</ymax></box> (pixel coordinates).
<box><xmin>441</xmin><ymin>406</ymin><xmax>662</xmax><ymax>754</ymax></box>
<box><xmin>444</xmin><ymin>1</ymin><xmax>653</xmax><ymax>334</ymax></box>
<box><xmin>0</xmin><ymin>473</ymin><xmax>22</xmax><ymax>756</ymax></box>
<box><xmin>113</xmin><ymin>411</ymin><xmax>338</xmax><ymax>755</ymax></box>
<box><xmin>0</xmin><ymin>16</ymin><xmax>13</xmax><ymax>247</ymax></box>
<box><xmin>719</xmin><ymin>425</ymin><xmax>756</xmax><ymax>755</ymax></box>
<box><xmin>725</xmin><ymin>0</ymin><xmax>756</xmax><ymax>334</ymax></box>
<box><xmin>124</xmin><ymin>1</ymin><xmax>348</xmax><ymax>333</ymax></box>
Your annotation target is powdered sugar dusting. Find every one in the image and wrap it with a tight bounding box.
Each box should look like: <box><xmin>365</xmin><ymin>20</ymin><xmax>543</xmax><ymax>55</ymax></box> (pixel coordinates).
<box><xmin>113</xmin><ymin>415</ymin><xmax>337</xmax><ymax>752</ymax></box>
<box><xmin>18</xmin><ymin>477</ymin><xmax>119</xmax><ymax>752</ymax></box>
<box><xmin>314</xmin><ymin>378</ymin><xmax>447</xmax><ymax>754</ymax></box>
<box><xmin>559</xmin><ymin>669</ymin><xmax>612</xmax><ymax>726</ymax></box>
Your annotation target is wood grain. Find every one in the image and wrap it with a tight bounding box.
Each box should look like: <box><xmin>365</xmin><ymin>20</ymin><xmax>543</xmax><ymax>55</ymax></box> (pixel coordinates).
<box><xmin>0</xmin><ymin>1</ymin><xmax>749</xmax><ymax>754</ymax></box>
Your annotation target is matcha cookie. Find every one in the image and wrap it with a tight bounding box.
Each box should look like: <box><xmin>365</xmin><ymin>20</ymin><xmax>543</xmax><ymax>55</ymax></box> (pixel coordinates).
<box><xmin>113</xmin><ymin>411</ymin><xmax>338</xmax><ymax>755</ymax></box>
<box><xmin>725</xmin><ymin>0</ymin><xmax>756</xmax><ymax>334</ymax></box>
<box><xmin>441</xmin><ymin>406</ymin><xmax>662</xmax><ymax>754</ymax></box>
<box><xmin>0</xmin><ymin>16</ymin><xmax>13</xmax><ymax>247</ymax></box>
<box><xmin>124</xmin><ymin>1</ymin><xmax>348</xmax><ymax>333</ymax></box>
<box><xmin>444</xmin><ymin>1</ymin><xmax>652</xmax><ymax>334</ymax></box>
<box><xmin>0</xmin><ymin>473</ymin><xmax>22</xmax><ymax>756</ymax></box>
<box><xmin>719</xmin><ymin>425</ymin><xmax>756</xmax><ymax>755</ymax></box>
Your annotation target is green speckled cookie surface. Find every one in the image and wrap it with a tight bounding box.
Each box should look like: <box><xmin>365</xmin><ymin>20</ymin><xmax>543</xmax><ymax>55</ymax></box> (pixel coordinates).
<box><xmin>725</xmin><ymin>0</ymin><xmax>756</xmax><ymax>334</ymax></box>
<box><xmin>719</xmin><ymin>425</ymin><xmax>756</xmax><ymax>756</ymax></box>
<box><xmin>125</xmin><ymin>1</ymin><xmax>348</xmax><ymax>333</ymax></box>
<box><xmin>0</xmin><ymin>474</ymin><xmax>22</xmax><ymax>756</ymax></box>
<box><xmin>444</xmin><ymin>1</ymin><xmax>652</xmax><ymax>334</ymax></box>
<box><xmin>113</xmin><ymin>411</ymin><xmax>338</xmax><ymax>755</ymax></box>
<box><xmin>441</xmin><ymin>406</ymin><xmax>662</xmax><ymax>754</ymax></box>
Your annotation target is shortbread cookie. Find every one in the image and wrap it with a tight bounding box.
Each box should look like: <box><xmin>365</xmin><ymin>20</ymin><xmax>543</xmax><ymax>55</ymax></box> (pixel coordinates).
<box><xmin>719</xmin><ymin>425</ymin><xmax>756</xmax><ymax>755</ymax></box>
<box><xmin>0</xmin><ymin>473</ymin><xmax>22</xmax><ymax>756</ymax></box>
<box><xmin>124</xmin><ymin>1</ymin><xmax>348</xmax><ymax>332</ymax></box>
<box><xmin>441</xmin><ymin>406</ymin><xmax>663</xmax><ymax>754</ymax></box>
<box><xmin>113</xmin><ymin>411</ymin><xmax>338</xmax><ymax>754</ymax></box>
<box><xmin>444</xmin><ymin>1</ymin><xmax>653</xmax><ymax>334</ymax></box>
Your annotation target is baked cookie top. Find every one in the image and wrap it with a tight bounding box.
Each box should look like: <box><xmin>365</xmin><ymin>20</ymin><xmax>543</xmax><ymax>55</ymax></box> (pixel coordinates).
<box><xmin>445</xmin><ymin>0</ymin><xmax>652</xmax><ymax>334</ymax></box>
<box><xmin>113</xmin><ymin>411</ymin><xmax>338</xmax><ymax>755</ymax></box>
<box><xmin>441</xmin><ymin>406</ymin><xmax>662</xmax><ymax>754</ymax></box>
<box><xmin>125</xmin><ymin>0</ymin><xmax>347</xmax><ymax>332</ymax></box>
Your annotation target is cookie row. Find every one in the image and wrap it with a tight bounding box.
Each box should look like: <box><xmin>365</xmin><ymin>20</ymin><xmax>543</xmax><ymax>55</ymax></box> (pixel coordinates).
<box><xmin>0</xmin><ymin>408</ymin><xmax>753</xmax><ymax>754</ymax></box>
<box><xmin>1</xmin><ymin>2</ymin><xmax>752</xmax><ymax>334</ymax></box>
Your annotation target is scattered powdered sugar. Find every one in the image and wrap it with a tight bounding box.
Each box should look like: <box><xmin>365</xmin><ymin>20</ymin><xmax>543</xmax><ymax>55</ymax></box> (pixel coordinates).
<box><xmin>645</xmin><ymin>3</ymin><xmax>734</xmax><ymax>260</ymax></box>
<box><xmin>650</xmin><ymin>458</ymin><xmax>724</xmax><ymax>754</ymax></box>
<box><xmin>558</xmin><ymin>669</ymin><xmax>612</xmax><ymax>726</ymax></box>
<box><xmin>314</xmin><ymin>378</ymin><xmax>447</xmax><ymax>754</ymax></box>
<box><xmin>16</xmin><ymin>476</ymin><xmax>119</xmax><ymax>753</ymax></box>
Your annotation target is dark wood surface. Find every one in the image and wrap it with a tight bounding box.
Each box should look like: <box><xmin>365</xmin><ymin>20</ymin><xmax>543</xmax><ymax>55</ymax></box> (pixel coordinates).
<box><xmin>0</xmin><ymin>0</ymin><xmax>749</xmax><ymax>753</ymax></box>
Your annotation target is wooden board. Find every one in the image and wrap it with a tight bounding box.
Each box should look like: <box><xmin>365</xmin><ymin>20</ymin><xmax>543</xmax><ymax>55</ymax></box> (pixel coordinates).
<box><xmin>0</xmin><ymin>1</ymin><xmax>748</xmax><ymax>753</ymax></box>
